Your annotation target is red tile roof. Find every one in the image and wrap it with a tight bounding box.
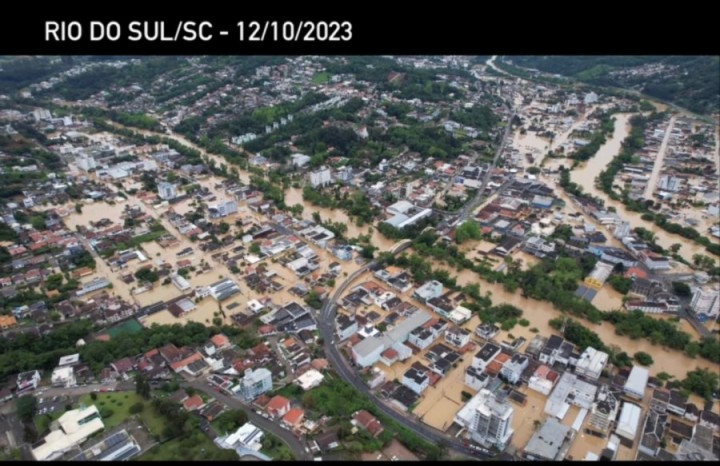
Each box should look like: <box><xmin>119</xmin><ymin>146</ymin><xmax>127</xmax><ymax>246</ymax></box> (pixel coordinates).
<box><xmin>282</xmin><ymin>408</ymin><xmax>305</xmax><ymax>427</ymax></box>
<box><xmin>211</xmin><ymin>334</ymin><xmax>230</xmax><ymax>348</ymax></box>
<box><xmin>183</xmin><ymin>394</ymin><xmax>204</xmax><ymax>411</ymax></box>
<box><xmin>266</xmin><ymin>395</ymin><xmax>290</xmax><ymax>415</ymax></box>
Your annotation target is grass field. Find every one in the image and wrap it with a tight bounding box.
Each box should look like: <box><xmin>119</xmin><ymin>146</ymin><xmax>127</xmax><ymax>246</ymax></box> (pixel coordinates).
<box><xmin>136</xmin><ymin>431</ymin><xmax>237</xmax><ymax>461</ymax></box>
<box><xmin>312</xmin><ymin>72</ymin><xmax>330</xmax><ymax>84</ymax></box>
<box><xmin>107</xmin><ymin>319</ymin><xmax>142</xmax><ymax>338</ymax></box>
<box><xmin>78</xmin><ymin>392</ymin><xmax>167</xmax><ymax>437</ymax></box>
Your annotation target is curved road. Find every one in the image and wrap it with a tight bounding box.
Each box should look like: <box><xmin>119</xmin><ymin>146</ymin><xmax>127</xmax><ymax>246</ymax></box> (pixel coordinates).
<box><xmin>316</xmin><ymin>241</ymin><xmax>492</xmax><ymax>460</ymax></box>
<box><xmin>183</xmin><ymin>379</ymin><xmax>313</xmax><ymax>461</ymax></box>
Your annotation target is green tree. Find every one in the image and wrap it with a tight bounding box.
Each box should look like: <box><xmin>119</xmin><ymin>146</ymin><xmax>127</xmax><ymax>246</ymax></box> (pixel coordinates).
<box><xmin>249</xmin><ymin>242</ymin><xmax>261</xmax><ymax>255</ymax></box>
<box><xmin>454</xmin><ymin>220</ymin><xmax>482</xmax><ymax>244</ymax></box>
<box><xmin>633</xmin><ymin>351</ymin><xmax>654</xmax><ymax>366</ymax></box>
<box><xmin>672</xmin><ymin>281</ymin><xmax>691</xmax><ymax>297</ymax></box>
<box><xmin>681</xmin><ymin>368</ymin><xmax>719</xmax><ymax>400</ymax></box>
<box><xmin>16</xmin><ymin>395</ymin><xmax>38</xmax><ymax>423</ymax></box>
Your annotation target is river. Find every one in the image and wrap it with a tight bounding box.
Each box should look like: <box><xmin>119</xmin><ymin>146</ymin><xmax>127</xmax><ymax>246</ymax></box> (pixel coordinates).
<box><xmin>432</xmin><ymin>263</ymin><xmax>719</xmax><ymax>380</ymax></box>
<box><xmin>567</xmin><ymin>113</ymin><xmax>708</xmax><ymax>262</ymax></box>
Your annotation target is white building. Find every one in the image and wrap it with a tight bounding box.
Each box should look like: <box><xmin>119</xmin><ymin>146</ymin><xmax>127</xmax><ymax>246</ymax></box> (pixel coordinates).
<box><xmin>465</xmin><ymin>366</ymin><xmax>490</xmax><ymax>391</ymax></box>
<box><xmin>295</xmin><ymin>369</ymin><xmax>324</xmax><ymax>391</ymax></box>
<box><xmin>624</xmin><ymin>366</ymin><xmax>649</xmax><ymax>400</ymax></box>
<box><xmin>215</xmin><ymin>422</ymin><xmax>267</xmax><ymax>454</ymax></box>
<box><xmin>402</xmin><ymin>366</ymin><xmax>430</xmax><ymax>395</ymax></box>
<box><xmin>171</xmin><ymin>273</ymin><xmax>191</xmax><ymax>291</ymax></box>
<box><xmin>583</xmin><ymin>92</ymin><xmax>599</xmax><ymax>105</ymax></box>
<box><xmin>291</xmin><ymin>153</ymin><xmax>311</xmax><ymax>167</ymax></box>
<box><xmin>574</xmin><ymin>347</ymin><xmax>609</xmax><ymax>381</ymax></box>
<box><xmin>157</xmin><ymin>182</ymin><xmax>178</xmax><ymax>200</ymax></box>
<box><xmin>351</xmin><ymin>310</ymin><xmax>432</xmax><ymax>368</ymax></box>
<box><xmin>445</xmin><ymin>326</ymin><xmax>471</xmax><ymax>348</ymax></box>
<box><xmin>524</xmin><ymin>418</ymin><xmax>573</xmax><ymax>461</ymax></box>
<box><xmin>309</xmin><ymin>167</ymin><xmax>332</xmax><ymax>188</ymax></box>
<box><xmin>454</xmin><ymin>389</ymin><xmax>514</xmax><ymax>450</ymax></box>
<box><xmin>51</xmin><ymin>366</ymin><xmax>77</xmax><ymax>388</ymax></box>
<box><xmin>413</xmin><ymin>280</ymin><xmax>444</xmax><ymax>303</ymax></box>
<box><xmin>472</xmin><ymin>342</ymin><xmax>501</xmax><ymax>373</ymax></box>
<box><xmin>690</xmin><ymin>285</ymin><xmax>720</xmax><ymax>320</ymax></box>
<box><xmin>448</xmin><ymin>306</ymin><xmax>472</xmax><ymax>325</ymax></box>
<box><xmin>209</xmin><ymin>200</ymin><xmax>239</xmax><ymax>218</ymax></box>
<box><xmin>16</xmin><ymin>370</ymin><xmax>42</xmax><ymax>393</ymax></box>
<box><xmin>240</xmin><ymin>368</ymin><xmax>273</xmax><ymax>401</ymax></box>
<box><xmin>76</xmin><ymin>154</ymin><xmax>97</xmax><ymax>172</ymax></box>
<box><xmin>32</xmin><ymin>405</ymin><xmax>105</xmax><ymax>461</ymax></box>
<box><xmin>208</xmin><ymin>278</ymin><xmax>241</xmax><ymax>301</ymax></box>
<box><xmin>615</xmin><ymin>402</ymin><xmax>642</xmax><ymax>446</ymax></box>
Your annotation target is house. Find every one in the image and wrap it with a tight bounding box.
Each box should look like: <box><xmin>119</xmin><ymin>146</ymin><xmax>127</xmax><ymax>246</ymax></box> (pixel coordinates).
<box><xmin>336</xmin><ymin>314</ymin><xmax>358</xmax><ymax>341</ymax></box>
<box><xmin>352</xmin><ymin>410</ymin><xmax>384</xmax><ymax>438</ymax></box>
<box><xmin>408</xmin><ymin>327</ymin><xmax>436</xmax><ymax>350</ymax></box>
<box><xmin>413</xmin><ymin>280</ymin><xmax>444</xmax><ymax>303</ymax></box>
<box><xmin>281</xmin><ymin>408</ymin><xmax>305</xmax><ymax>430</ymax></box>
<box><xmin>182</xmin><ymin>395</ymin><xmax>205</xmax><ymax>411</ymax></box>
<box><xmin>210</xmin><ymin>334</ymin><xmax>231</xmax><ymax>350</ymax></box>
<box><xmin>616</xmin><ymin>402</ymin><xmax>643</xmax><ymax>448</ymax></box>
<box><xmin>445</xmin><ymin>326</ymin><xmax>471</xmax><ymax>348</ymax></box>
<box><xmin>465</xmin><ymin>366</ymin><xmax>490</xmax><ymax>391</ymax></box>
<box><xmin>110</xmin><ymin>357</ymin><xmax>134</xmax><ymax>376</ymax></box>
<box><xmin>265</xmin><ymin>395</ymin><xmax>291</xmax><ymax>419</ymax></box>
<box><xmin>472</xmin><ymin>342</ymin><xmax>501</xmax><ymax>372</ymax></box>
<box><xmin>650</xmin><ymin>389</ymin><xmax>670</xmax><ymax>413</ymax></box>
<box><xmin>402</xmin><ymin>366</ymin><xmax>430</xmax><ymax>395</ymax></box>
<box><xmin>500</xmin><ymin>354</ymin><xmax>529</xmax><ymax>385</ymax></box>
<box><xmin>667</xmin><ymin>390</ymin><xmax>688</xmax><ymax>416</ymax></box>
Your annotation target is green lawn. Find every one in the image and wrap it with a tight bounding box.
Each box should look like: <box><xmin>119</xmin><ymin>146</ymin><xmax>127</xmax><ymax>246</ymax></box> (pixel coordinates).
<box><xmin>136</xmin><ymin>431</ymin><xmax>237</xmax><ymax>461</ymax></box>
<box><xmin>33</xmin><ymin>410</ymin><xmax>64</xmax><ymax>436</ymax></box>
<box><xmin>312</xmin><ymin>72</ymin><xmax>330</xmax><ymax>84</ymax></box>
<box><xmin>78</xmin><ymin>392</ymin><xmax>167</xmax><ymax>437</ymax></box>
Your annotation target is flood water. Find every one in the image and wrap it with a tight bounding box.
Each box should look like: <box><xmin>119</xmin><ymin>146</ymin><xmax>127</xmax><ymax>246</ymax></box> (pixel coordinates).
<box><xmin>567</xmin><ymin>113</ymin><xmax>708</xmax><ymax>261</ymax></box>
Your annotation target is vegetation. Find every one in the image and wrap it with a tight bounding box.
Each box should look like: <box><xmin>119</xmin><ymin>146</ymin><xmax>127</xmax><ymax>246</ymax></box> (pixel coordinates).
<box><xmin>454</xmin><ymin>220</ymin><xmax>482</xmax><ymax>244</ymax></box>
<box><xmin>212</xmin><ymin>409</ymin><xmax>248</xmax><ymax>435</ymax></box>
<box><xmin>16</xmin><ymin>395</ymin><xmax>38</xmax><ymax>423</ymax></box>
<box><xmin>608</xmin><ymin>275</ymin><xmax>633</xmax><ymax>294</ymax></box>
<box><xmin>633</xmin><ymin>351</ymin><xmax>654</xmax><ymax>366</ymax></box>
<box><xmin>507</xmin><ymin>56</ymin><xmax>720</xmax><ymax>115</ymax></box>
<box><xmin>680</xmin><ymin>368</ymin><xmax>719</xmax><ymax>400</ymax></box>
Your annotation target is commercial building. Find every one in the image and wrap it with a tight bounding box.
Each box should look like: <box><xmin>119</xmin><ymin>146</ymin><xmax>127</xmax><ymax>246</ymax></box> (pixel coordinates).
<box><xmin>32</xmin><ymin>405</ymin><xmax>105</xmax><ymax>461</ymax></box>
<box><xmin>454</xmin><ymin>389</ymin><xmax>514</xmax><ymax>450</ymax></box>
<box><xmin>351</xmin><ymin>310</ymin><xmax>431</xmax><ymax>368</ymax></box>
<box><xmin>523</xmin><ymin>418</ymin><xmax>574</xmax><ymax>461</ymax></box>
<box><xmin>624</xmin><ymin>366</ymin><xmax>649</xmax><ymax>400</ymax></box>
<box><xmin>171</xmin><ymin>273</ymin><xmax>191</xmax><ymax>291</ymax></box>
<box><xmin>615</xmin><ymin>402</ymin><xmax>643</xmax><ymax>448</ymax></box>
<box><xmin>70</xmin><ymin>430</ymin><xmax>141</xmax><ymax>461</ymax></box>
<box><xmin>208</xmin><ymin>278</ymin><xmax>241</xmax><ymax>301</ymax></box>
<box><xmin>545</xmin><ymin>372</ymin><xmax>597</xmax><ymax>420</ymax></box>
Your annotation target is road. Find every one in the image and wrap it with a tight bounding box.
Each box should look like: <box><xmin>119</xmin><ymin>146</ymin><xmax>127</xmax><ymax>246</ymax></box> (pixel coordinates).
<box><xmin>33</xmin><ymin>382</ymin><xmax>120</xmax><ymax>399</ymax></box>
<box><xmin>643</xmin><ymin>116</ymin><xmax>676</xmax><ymax>199</ymax></box>
<box><xmin>315</xmin><ymin>241</ymin><xmax>491</xmax><ymax>460</ymax></box>
<box><xmin>183</xmin><ymin>379</ymin><xmax>313</xmax><ymax>461</ymax></box>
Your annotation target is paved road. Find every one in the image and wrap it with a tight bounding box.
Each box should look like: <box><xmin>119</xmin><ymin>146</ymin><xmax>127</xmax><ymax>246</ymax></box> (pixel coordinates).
<box><xmin>643</xmin><ymin>115</ymin><xmax>676</xmax><ymax>199</ymax></box>
<box><xmin>315</xmin><ymin>241</ymin><xmax>491</xmax><ymax>460</ymax></box>
<box><xmin>182</xmin><ymin>379</ymin><xmax>313</xmax><ymax>461</ymax></box>
<box><xmin>33</xmin><ymin>382</ymin><xmax>119</xmax><ymax>399</ymax></box>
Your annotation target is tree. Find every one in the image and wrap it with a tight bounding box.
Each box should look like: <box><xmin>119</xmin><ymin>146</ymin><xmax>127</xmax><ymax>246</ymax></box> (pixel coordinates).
<box><xmin>135</xmin><ymin>373</ymin><xmax>151</xmax><ymax>399</ymax></box>
<box><xmin>681</xmin><ymin>368</ymin><xmax>719</xmax><ymax>400</ymax></box>
<box><xmin>672</xmin><ymin>281</ymin><xmax>691</xmax><ymax>297</ymax></box>
<box><xmin>16</xmin><ymin>395</ymin><xmax>38</xmax><ymax>423</ymax></box>
<box><xmin>454</xmin><ymin>220</ymin><xmax>482</xmax><ymax>244</ymax></box>
<box><xmin>249</xmin><ymin>242</ymin><xmax>261</xmax><ymax>255</ymax></box>
<box><xmin>75</xmin><ymin>203</ymin><xmax>83</xmax><ymax>214</ymax></box>
<box><xmin>670</xmin><ymin>243</ymin><xmax>681</xmax><ymax>253</ymax></box>
<box><xmin>633</xmin><ymin>351</ymin><xmax>654</xmax><ymax>366</ymax></box>
<box><xmin>129</xmin><ymin>402</ymin><xmax>145</xmax><ymax>414</ymax></box>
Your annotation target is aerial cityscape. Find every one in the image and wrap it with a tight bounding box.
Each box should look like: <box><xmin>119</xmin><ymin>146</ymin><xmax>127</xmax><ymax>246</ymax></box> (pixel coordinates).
<box><xmin>0</xmin><ymin>55</ymin><xmax>718</xmax><ymax>461</ymax></box>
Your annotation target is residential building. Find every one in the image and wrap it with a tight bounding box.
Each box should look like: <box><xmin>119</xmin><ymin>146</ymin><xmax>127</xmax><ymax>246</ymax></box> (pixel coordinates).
<box><xmin>472</xmin><ymin>342</ymin><xmax>501</xmax><ymax>372</ymax></box>
<box><xmin>309</xmin><ymin>167</ymin><xmax>332</xmax><ymax>188</ymax></box>
<box><xmin>351</xmin><ymin>310</ymin><xmax>431</xmax><ymax>367</ymax></box>
<box><xmin>588</xmin><ymin>386</ymin><xmax>620</xmax><ymax>438</ymax></box>
<box><xmin>445</xmin><ymin>326</ymin><xmax>471</xmax><ymax>348</ymax></box>
<box><xmin>402</xmin><ymin>366</ymin><xmax>430</xmax><ymax>395</ymax></box>
<box><xmin>352</xmin><ymin>410</ymin><xmax>384</xmax><ymax>438</ymax></box>
<box><xmin>266</xmin><ymin>395</ymin><xmax>291</xmax><ymax>419</ymax></box>
<box><xmin>690</xmin><ymin>285</ymin><xmax>720</xmax><ymax>321</ymax></box>
<box><xmin>209</xmin><ymin>200</ymin><xmax>239</xmax><ymax>218</ymax></box>
<box><xmin>413</xmin><ymin>280</ymin><xmax>444</xmax><ymax>303</ymax></box>
<box><xmin>454</xmin><ymin>389</ymin><xmax>514</xmax><ymax>450</ymax></box>
<box><xmin>240</xmin><ymin>368</ymin><xmax>272</xmax><ymax>401</ymax></box>
<box><xmin>500</xmin><ymin>354</ymin><xmax>529</xmax><ymax>385</ymax></box>
<box><xmin>528</xmin><ymin>365</ymin><xmax>559</xmax><ymax>396</ymax></box>
<box><xmin>638</xmin><ymin>411</ymin><xmax>667</xmax><ymax>458</ymax></box>
<box><xmin>465</xmin><ymin>366</ymin><xmax>490</xmax><ymax>391</ymax></box>
<box><xmin>157</xmin><ymin>182</ymin><xmax>177</xmax><ymax>200</ymax></box>
<box><xmin>215</xmin><ymin>423</ymin><xmax>267</xmax><ymax>456</ymax></box>
<box><xmin>545</xmin><ymin>372</ymin><xmax>597</xmax><ymax>419</ymax></box>
<box><xmin>523</xmin><ymin>418</ymin><xmax>573</xmax><ymax>461</ymax></box>
<box><xmin>17</xmin><ymin>370</ymin><xmax>42</xmax><ymax>393</ymax></box>
<box><xmin>574</xmin><ymin>347</ymin><xmax>609</xmax><ymax>381</ymax></box>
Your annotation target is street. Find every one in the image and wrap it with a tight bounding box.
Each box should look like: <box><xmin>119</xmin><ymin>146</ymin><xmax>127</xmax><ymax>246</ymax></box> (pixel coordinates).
<box><xmin>182</xmin><ymin>379</ymin><xmax>313</xmax><ymax>461</ymax></box>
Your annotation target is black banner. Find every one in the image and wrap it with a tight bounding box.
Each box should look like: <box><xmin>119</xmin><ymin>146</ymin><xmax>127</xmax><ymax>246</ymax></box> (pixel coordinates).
<box><xmin>0</xmin><ymin>8</ymin><xmax>716</xmax><ymax>55</ymax></box>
